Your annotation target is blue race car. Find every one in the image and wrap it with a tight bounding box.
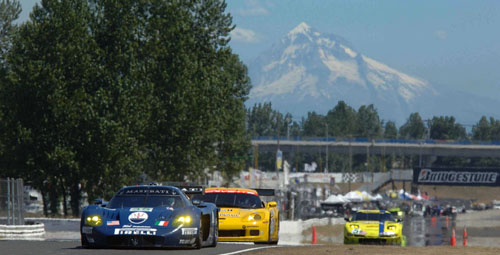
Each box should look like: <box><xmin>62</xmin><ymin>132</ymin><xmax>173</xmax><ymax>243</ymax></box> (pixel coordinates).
<box><xmin>80</xmin><ymin>184</ymin><xmax>218</xmax><ymax>249</ymax></box>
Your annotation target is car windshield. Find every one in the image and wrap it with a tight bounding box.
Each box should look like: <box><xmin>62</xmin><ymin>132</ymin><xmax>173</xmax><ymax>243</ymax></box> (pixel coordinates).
<box><xmin>193</xmin><ymin>193</ymin><xmax>263</xmax><ymax>209</ymax></box>
<box><xmin>352</xmin><ymin>212</ymin><xmax>395</xmax><ymax>222</ymax></box>
<box><xmin>107</xmin><ymin>195</ymin><xmax>184</xmax><ymax>209</ymax></box>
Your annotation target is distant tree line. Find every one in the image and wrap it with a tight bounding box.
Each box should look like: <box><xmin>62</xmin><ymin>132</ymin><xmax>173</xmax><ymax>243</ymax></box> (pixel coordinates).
<box><xmin>0</xmin><ymin>0</ymin><xmax>250</xmax><ymax>216</ymax></box>
<box><xmin>246</xmin><ymin>102</ymin><xmax>500</xmax><ymax>173</ymax></box>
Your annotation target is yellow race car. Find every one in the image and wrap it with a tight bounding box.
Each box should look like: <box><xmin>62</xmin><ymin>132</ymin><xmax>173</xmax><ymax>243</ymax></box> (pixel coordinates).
<box><xmin>193</xmin><ymin>188</ymin><xmax>279</xmax><ymax>244</ymax></box>
<box><xmin>344</xmin><ymin>210</ymin><xmax>403</xmax><ymax>245</ymax></box>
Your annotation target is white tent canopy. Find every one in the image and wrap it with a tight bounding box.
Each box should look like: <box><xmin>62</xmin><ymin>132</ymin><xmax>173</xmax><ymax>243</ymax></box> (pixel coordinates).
<box><xmin>361</xmin><ymin>191</ymin><xmax>375</xmax><ymax>201</ymax></box>
<box><xmin>344</xmin><ymin>191</ymin><xmax>365</xmax><ymax>202</ymax></box>
<box><xmin>323</xmin><ymin>194</ymin><xmax>349</xmax><ymax>204</ymax></box>
<box><xmin>372</xmin><ymin>194</ymin><xmax>383</xmax><ymax>201</ymax></box>
<box><xmin>343</xmin><ymin>190</ymin><xmax>383</xmax><ymax>202</ymax></box>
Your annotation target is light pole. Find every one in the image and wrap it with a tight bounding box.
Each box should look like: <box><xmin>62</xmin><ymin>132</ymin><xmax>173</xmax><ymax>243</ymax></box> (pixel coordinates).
<box><xmin>325</xmin><ymin>122</ymin><xmax>328</xmax><ymax>173</ymax></box>
<box><xmin>286</xmin><ymin>116</ymin><xmax>290</xmax><ymax>140</ymax></box>
<box><xmin>349</xmin><ymin>135</ymin><xmax>352</xmax><ymax>192</ymax></box>
<box><xmin>276</xmin><ymin>115</ymin><xmax>281</xmax><ymax>182</ymax></box>
<box><xmin>422</xmin><ymin>119</ymin><xmax>432</xmax><ymax>167</ymax></box>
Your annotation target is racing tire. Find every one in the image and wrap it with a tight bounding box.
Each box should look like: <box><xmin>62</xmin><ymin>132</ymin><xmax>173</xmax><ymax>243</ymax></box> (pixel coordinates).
<box><xmin>194</xmin><ymin>218</ymin><xmax>203</xmax><ymax>249</ymax></box>
<box><xmin>81</xmin><ymin>235</ymin><xmax>96</xmax><ymax>249</ymax></box>
<box><xmin>255</xmin><ymin>215</ymin><xmax>278</xmax><ymax>245</ymax></box>
<box><xmin>208</xmin><ymin>214</ymin><xmax>218</xmax><ymax>247</ymax></box>
<box><xmin>81</xmin><ymin>235</ymin><xmax>88</xmax><ymax>248</ymax></box>
<box><xmin>268</xmin><ymin>214</ymin><xmax>279</xmax><ymax>245</ymax></box>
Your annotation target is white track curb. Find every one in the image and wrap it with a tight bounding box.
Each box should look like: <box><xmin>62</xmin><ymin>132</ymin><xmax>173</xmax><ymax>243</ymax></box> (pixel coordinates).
<box><xmin>0</xmin><ymin>223</ymin><xmax>45</xmax><ymax>240</ymax></box>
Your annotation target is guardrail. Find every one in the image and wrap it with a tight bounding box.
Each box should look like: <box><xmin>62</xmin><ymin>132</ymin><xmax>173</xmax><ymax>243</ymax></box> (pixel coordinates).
<box><xmin>0</xmin><ymin>178</ymin><xmax>25</xmax><ymax>225</ymax></box>
<box><xmin>0</xmin><ymin>223</ymin><xmax>45</xmax><ymax>239</ymax></box>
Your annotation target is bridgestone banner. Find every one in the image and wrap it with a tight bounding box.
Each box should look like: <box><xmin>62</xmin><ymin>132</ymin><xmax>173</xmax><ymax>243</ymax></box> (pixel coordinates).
<box><xmin>413</xmin><ymin>167</ymin><xmax>500</xmax><ymax>186</ymax></box>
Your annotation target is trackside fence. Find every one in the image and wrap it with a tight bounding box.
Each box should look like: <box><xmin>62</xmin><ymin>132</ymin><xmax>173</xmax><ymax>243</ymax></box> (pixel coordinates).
<box><xmin>0</xmin><ymin>178</ymin><xmax>25</xmax><ymax>225</ymax></box>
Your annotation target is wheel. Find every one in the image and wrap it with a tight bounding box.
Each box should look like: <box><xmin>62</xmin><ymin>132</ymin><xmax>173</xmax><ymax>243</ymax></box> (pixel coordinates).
<box><xmin>81</xmin><ymin>235</ymin><xmax>88</xmax><ymax>248</ymax></box>
<box><xmin>194</xmin><ymin>218</ymin><xmax>203</xmax><ymax>249</ymax></box>
<box><xmin>255</xmin><ymin>215</ymin><xmax>278</xmax><ymax>245</ymax></box>
<box><xmin>81</xmin><ymin>235</ymin><xmax>96</xmax><ymax>249</ymax></box>
<box><xmin>268</xmin><ymin>226</ymin><xmax>279</xmax><ymax>245</ymax></box>
<box><xmin>209</xmin><ymin>214</ymin><xmax>218</xmax><ymax>247</ymax></box>
<box><xmin>268</xmin><ymin>214</ymin><xmax>279</xmax><ymax>245</ymax></box>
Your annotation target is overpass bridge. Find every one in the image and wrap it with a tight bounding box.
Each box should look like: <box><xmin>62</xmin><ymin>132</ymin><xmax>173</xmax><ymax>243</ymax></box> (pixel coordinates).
<box><xmin>251</xmin><ymin>137</ymin><xmax>500</xmax><ymax>158</ymax></box>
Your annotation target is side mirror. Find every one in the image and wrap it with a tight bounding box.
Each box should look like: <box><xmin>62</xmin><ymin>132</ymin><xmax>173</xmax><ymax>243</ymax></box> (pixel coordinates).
<box><xmin>395</xmin><ymin>218</ymin><xmax>402</xmax><ymax>223</ymax></box>
<box><xmin>192</xmin><ymin>199</ymin><xmax>201</xmax><ymax>206</ymax></box>
<box><xmin>267</xmin><ymin>201</ymin><xmax>277</xmax><ymax>208</ymax></box>
<box><xmin>94</xmin><ymin>198</ymin><xmax>107</xmax><ymax>207</ymax></box>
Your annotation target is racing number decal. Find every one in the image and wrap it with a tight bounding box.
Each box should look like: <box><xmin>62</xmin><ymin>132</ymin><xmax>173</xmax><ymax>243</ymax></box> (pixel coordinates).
<box><xmin>352</xmin><ymin>228</ymin><xmax>363</xmax><ymax>235</ymax></box>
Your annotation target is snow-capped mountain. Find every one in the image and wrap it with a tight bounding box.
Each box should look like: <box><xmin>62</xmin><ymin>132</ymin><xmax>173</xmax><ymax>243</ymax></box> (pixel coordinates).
<box><xmin>246</xmin><ymin>22</ymin><xmax>500</xmax><ymax>125</ymax></box>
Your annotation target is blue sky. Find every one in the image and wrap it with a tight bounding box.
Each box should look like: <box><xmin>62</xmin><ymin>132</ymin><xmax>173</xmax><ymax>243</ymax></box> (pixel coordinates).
<box><xmin>19</xmin><ymin>0</ymin><xmax>500</xmax><ymax>100</ymax></box>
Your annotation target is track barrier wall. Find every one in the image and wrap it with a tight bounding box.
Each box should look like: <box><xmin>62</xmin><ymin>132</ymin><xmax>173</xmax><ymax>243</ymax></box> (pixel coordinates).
<box><xmin>0</xmin><ymin>223</ymin><xmax>45</xmax><ymax>239</ymax></box>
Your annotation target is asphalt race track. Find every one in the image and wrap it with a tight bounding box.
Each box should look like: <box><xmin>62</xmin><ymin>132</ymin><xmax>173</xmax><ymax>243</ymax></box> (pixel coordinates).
<box><xmin>0</xmin><ymin>241</ymin><xmax>276</xmax><ymax>255</ymax></box>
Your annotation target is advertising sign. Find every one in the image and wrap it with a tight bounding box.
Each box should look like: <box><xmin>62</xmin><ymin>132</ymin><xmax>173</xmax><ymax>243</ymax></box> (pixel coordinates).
<box><xmin>414</xmin><ymin>167</ymin><xmax>500</xmax><ymax>186</ymax></box>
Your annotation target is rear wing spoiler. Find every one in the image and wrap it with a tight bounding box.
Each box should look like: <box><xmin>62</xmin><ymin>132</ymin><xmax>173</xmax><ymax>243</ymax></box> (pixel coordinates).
<box><xmin>255</xmin><ymin>189</ymin><xmax>275</xmax><ymax>196</ymax></box>
<box><xmin>176</xmin><ymin>186</ymin><xmax>204</xmax><ymax>195</ymax></box>
<box><xmin>159</xmin><ymin>181</ymin><xmax>205</xmax><ymax>195</ymax></box>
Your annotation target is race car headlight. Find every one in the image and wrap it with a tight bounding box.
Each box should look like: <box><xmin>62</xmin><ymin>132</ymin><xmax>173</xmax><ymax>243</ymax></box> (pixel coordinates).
<box><xmin>387</xmin><ymin>225</ymin><xmax>396</xmax><ymax>230</ymax></box>
<box><xmin>174</xmin><ymin>216</ymin><xmax>192</xmax><ymax>226</ymax></box>
<box><xmin>350</xmin><ymin>224</ymin><xmax>359</xmax><ymax>229</ymax></box>
<box><xmin>248</xmin><ymin>214</ymin><xmax>262</xmax><ymax>221</ymax></box>
<box><xmin>85</xmin><ymin>215</ymin><xmax>103</xmax><ymax>227</ymax></box>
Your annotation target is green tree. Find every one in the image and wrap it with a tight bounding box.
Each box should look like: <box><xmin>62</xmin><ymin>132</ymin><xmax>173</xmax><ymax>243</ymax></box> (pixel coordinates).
<box><xmin>399</xmin><ymin>112</ymin><xmax>427</xmax><ymax>139</ymax></box>
<box><xmin>325</xmin><ymin>101</ymin><xmax>357</xmax><ymax>137</ymax></box>
<box><xmin>214</xmin><ymin>53</ymin><xmax>251</xmax><ymax>184</ymax></box>
<box><xmin>247</xmin><ymin>103</ymin><xmax>280</xmax><ymax>137</ymax></box>
<box><xmin>356</xmin><ymin>104</ymin><xmax>382</xmax><ymax>138</ymax></box>
<box><xmin>3</xmin><ymin>0</ymin><xmax>250</xmax><ymax>215</ymax></box>
<box><xmin>472</xmin><ymin>116</ymin><xmax>491</xmax><ymax>141</ymax></box>
<box><xmin>382</xmin><ymin>121</ymin><xmax>398</xmax><ymax>170</ymax></box>
<box><xmin>246</xmin><ymin>103</ymin><xmax>298</xmax><ymax>172</ymax></box>
<box><xmin>0</xmin><ymin>0</ymin><xmax>21</xmax><ymax>170</ymax></box>
<box><xmin>4</xmin><ymin>0</ymin><xmax>102</xmax><ymax>215</ymax></box>
<box><xmin>383</xmin><ymin>121</ymin><xmax>398</xmax><ymax>139</ymax></box>
<box><xmin>87</xmin><ymin>0</ymin><xmax>158</xmax><ymax>200</ymax></box>
<box><xmin>398</xmin><ymin>113</ymin><xmax>426</xmax><ymax>168</ymax></box>
<box><xmin>471</xmin><ymin>116</ymin><xmax>500</xmax><ymax>141</ymax></box>
<box><xmin>430</xmin><ymin>116</ymin><xmax>466</xmax><ymax>140</ymax></box>
<box><xmin>4</xmin><ymin>0</ymin><xmax>149</xmax><ymax>215</ymax></box>
<box><xmin>302</xmin><ymin>112</ymin><xmax>325</xmax><ymax>137</ymax></box>
<box><xmin>468</xmin><ymin>116</ymin><xmax>500</xmax><ymax>167</ymax></box>
<box><xmin>430</xmin><ymin>116</ymin><xmax>467</xmax><ymax>167</ymax></box>
<box><xmin>130</xmin><ymin>0</ymin><xmax>250</xmax><ymax>182</ymax></box>
<box><xmin>0</xmin><ymin>0</ymin><xmax>20</xmax><ymax>67</ymax></box>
